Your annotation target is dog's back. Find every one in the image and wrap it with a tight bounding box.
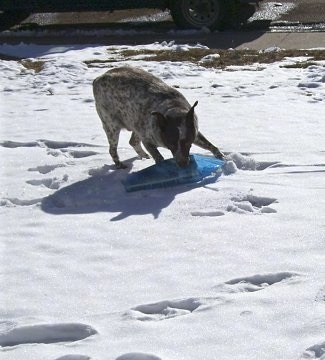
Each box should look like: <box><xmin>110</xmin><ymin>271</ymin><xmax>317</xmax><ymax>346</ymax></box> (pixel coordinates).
<box><xmin>93</xmin><ymin>66</ymin><xmax>188</xmax><ymax>133</ymax></box>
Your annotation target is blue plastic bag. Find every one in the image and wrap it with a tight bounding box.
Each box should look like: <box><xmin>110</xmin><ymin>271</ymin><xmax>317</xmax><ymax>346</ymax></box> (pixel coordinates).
<box><xmin>123</xmin><ymin>154</ymin><xmax>225</xmax><ymax>192</ymax></box>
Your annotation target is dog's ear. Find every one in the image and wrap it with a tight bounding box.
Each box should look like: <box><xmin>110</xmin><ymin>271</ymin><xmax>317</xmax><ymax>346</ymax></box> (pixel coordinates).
<box><xmin>152</xmin><ymin>111</ymin><xmax>167</xmax><ymax>131</ymax></box>
<box><xmin>187</xmin><ymin>100</ymin><xmax>198</xmax><ymax>124</ymax></box>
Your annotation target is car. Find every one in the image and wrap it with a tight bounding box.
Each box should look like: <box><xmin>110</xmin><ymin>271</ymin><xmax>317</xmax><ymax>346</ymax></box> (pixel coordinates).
<box><xmin>0</xmin><ymin>0</ymin><xmax>260</xmax><ymax>31</ymax></box>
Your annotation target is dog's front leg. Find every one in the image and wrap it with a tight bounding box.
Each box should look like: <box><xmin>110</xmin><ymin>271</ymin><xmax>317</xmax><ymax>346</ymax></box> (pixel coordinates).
<box><xmin>143</xmin><ymin>142</ymin><xmax>164</xmax><ymax>164</ymax></box>
<box><xmin>129</xmin><ymin>132</ymin><xmax>150</xmax><ymax>159</ymax></box>
<box><xmin>194</xmin><ymin>132</ymin><xmax>224</xmax><ymax>159</ymax></box>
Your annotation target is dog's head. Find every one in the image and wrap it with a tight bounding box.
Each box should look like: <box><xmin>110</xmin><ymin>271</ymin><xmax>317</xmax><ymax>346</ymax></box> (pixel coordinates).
<box><xmin>152</xmin><ymin>101</ymin><xmax>198</xmax><ymax>168</ymax></box>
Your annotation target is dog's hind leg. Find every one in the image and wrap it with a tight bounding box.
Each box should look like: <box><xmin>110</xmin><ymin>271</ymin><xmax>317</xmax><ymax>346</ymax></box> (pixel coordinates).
<box><xmin>129</xmin><ymin>132</ymin><xmax>150</xmax><ymax>159</ymax></box>
<box><xmin>194</xmin><ymin>132</ymin><xmax>224</xmax><ymax>159</ymax></box>
<box><xmin>102</xmin><ymin>122</ymin><xmax>126</xmax><ymax>169</ymax></box>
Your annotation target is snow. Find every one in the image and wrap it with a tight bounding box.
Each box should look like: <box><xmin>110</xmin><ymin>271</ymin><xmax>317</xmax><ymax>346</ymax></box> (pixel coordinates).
<box><xmin>0</xmin><ymin>41</ymin><xmax>324</xmax><ymax>360</ymax></box>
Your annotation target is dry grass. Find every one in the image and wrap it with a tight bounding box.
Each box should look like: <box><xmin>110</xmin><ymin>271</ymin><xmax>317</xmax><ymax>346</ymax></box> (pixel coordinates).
<box><xmin>20</xmin><ymin>60</ymin><xmax>45</xmax><ymax>73</ymax></box>
<box><xmin>9</xmin><ymin>49</ymin><xmax>325</xmax><ymax>75</ymax></box>
<box><xmin>85</xmin><ymin>48</ymin><xmax>325</xmax><ymax>69</ymax></box>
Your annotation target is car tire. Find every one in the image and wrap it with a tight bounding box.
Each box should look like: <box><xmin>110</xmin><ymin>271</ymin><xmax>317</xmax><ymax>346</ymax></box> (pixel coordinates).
<box><xmin>169</xmin><ymin>0</ymin><xmax>227</xmax><ymax>30</ymax></box>
<box><xmin>221</xmin><ymin>1</ymin><xmax>257</xmax><ymax>29</ymax></box>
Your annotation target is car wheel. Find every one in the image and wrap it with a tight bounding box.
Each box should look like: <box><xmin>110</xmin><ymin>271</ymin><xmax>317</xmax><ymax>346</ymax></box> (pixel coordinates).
<box><xmin>170</xmin><ymin>0</ymin><xmax>227</xmax><ymax>30</ymax></box>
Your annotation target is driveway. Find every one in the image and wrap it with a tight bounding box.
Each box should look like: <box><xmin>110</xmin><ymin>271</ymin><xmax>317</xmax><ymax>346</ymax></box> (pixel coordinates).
<box><xmin>277</xmin><ymin>0</ymin><xmax>325</xmax><ymax>23</ymax></box>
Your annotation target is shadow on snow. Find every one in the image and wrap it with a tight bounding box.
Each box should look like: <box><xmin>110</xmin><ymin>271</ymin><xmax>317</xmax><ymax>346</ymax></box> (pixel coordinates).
<box><xmin>41</xmin><ymin>157</ymin><xmax>217</xmax><ymax>221</ymax></box>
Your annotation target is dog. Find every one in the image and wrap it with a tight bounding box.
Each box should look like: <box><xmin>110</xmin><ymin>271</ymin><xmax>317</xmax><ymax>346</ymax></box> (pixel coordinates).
<box><xmin>93</xmin><ymin>66</ymin><xmax>224</xmax><ymax>168</ymax></box>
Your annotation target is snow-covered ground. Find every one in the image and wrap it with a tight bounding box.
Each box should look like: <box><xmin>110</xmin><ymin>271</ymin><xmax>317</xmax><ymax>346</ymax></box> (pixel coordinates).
<box><xmin>0</xmin><ymin>42</ymin><xmax>324</xmax><ymax>360</ymax></box>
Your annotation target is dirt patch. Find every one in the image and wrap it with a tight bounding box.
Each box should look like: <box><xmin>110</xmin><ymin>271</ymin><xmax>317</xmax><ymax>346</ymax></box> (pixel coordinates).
<box><xmin>85</xmin><ymin>48</ymin><xmax>325</xmax><ymax>69</ymax></box>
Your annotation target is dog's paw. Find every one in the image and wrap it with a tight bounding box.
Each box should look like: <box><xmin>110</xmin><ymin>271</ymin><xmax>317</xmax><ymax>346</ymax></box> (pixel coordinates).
<box><xmin>115</xmin><ymin>161</ymin><xmax>128</xmax><ymax>169</ymax></box>
<box><xmin>213</xmin><ymin>150</ymin><xmax>225</xmax><ymax>160</ymax></box>
<box><xmin>140</xmin><ymin>152</ymin><xmax>151</xmax><ymax>160</ymax></box>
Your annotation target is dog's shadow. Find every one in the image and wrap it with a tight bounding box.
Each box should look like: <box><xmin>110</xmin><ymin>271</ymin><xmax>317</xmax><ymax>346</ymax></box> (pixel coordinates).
<box><xmin>41</xmin><ymin>157</ymin><xmax>196</xmax><ymax>221</ymax></box>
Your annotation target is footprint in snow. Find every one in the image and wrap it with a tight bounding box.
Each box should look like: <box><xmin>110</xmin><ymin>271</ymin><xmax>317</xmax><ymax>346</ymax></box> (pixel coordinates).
<box><xmin>26</xmin><ymin>175</ymin><xmax>68</xmax><ymax>190</ymax></box>
<box><xmin>0</xmin><ymin>323</ymin><xmax>97</xmax><ymax>347</ymax></box>
<box><xmin>116</xmin><ymin>353</ymin><xmax>162</xmax><ymax>360</ymax></box>
<box><xmin>0</xmin><ymin>139</ymin><xmax>100</xmax><ymax>160</ymax></box>
<box><xmin>60</xmin><ymin>149</ymin><xmax>99</xmax><ymax>159</ymax></box>
<box><xmin>191</xmin><ymin>210</ymin><xmax>225</xmax><ymax>217</ymax></box>
<box><xmin>126</xmin><ymin>297</ymin><xmax>227</xmax><ymax>321</ymax></box>
<box><xmin>0</xmin><ymin>140</ymin><xmax>39</xmax><ymax>148</ymax></box>
<box><xmin>315</xmin><ymin>286</ymin><xmax>325</xmax><ymax>303</ymax></box>
<box><xmin>40</xmin><ymin>139</ymin><xmax>99</xmax><ymax>150</ymax></box>
<box><xmin>127</xmin><ymin>298</ymin><xmax>203</xmax><ymax>321</ymax></box>
<box><xmin>28</xmin><ymin>164</ymin><xmax>67</xmax><ymax>174</ymax></box>
<box><xmin>225</xmin><ymin>153</ymin><xmax>280</xmax><ymax>171</ymax></box>
<box><xmin>0</xmin><ymin>139</ymin><xmax>98</xmax><ymax>149</ymax></box>
<box><xmin>227</xmin><ymin>194</ymin><xmax>278</xmax><ymax>214</ymax></box>
<box><xmin>1</xmin><ymin>197</ymin><xmax>42</xmax><ymax>207</ymax></box>
<box><xmin>47</xmin><ymin>149</ymin><xmax>98</xmax><ymax>159</ymax></box>
<box><xmin>214</xmin><ymin>272</ymin><xmax>300</xmax><ymax>293</ymax></box>
<box><xmin>55</xmin><ymin>356</ymin><xmax>91</xmax><ymax>360</ymax></box>
<box><xmin>301</xmin><ymin>341</ymin><xmax>325</xmax><ymax>359</ymax></box>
